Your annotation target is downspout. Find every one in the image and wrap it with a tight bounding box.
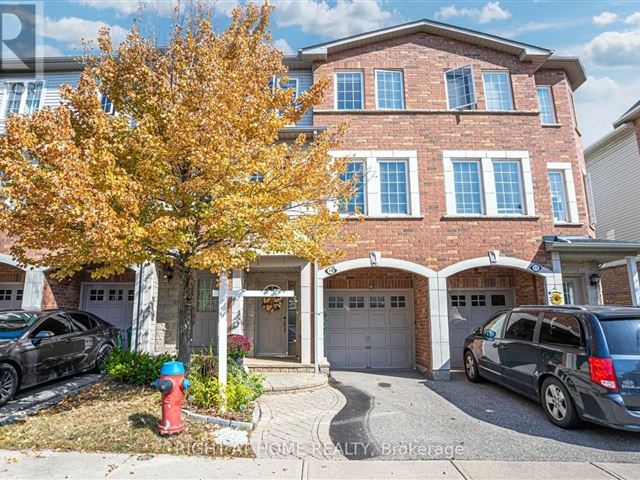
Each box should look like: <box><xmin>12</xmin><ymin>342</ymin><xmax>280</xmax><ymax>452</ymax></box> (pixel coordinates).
<box><xmin>313</xmin><ymin>262</ymin><xmax>319</xmax><ymax>373</ymax></box>
<box><xmin>134</xmin><ymin>262</ymin><xmax>145</xmax><ymax>352</ymax></box>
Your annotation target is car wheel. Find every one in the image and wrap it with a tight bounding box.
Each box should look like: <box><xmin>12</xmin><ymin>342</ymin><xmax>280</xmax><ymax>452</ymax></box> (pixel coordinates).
<box><xmin>94</xmin><ymin>344</ymin><xmax>113</xmax><ymax>373</ymax></box>
<box><xmin>0</xmin><ymin>363</ymin><xmax>19</xmax><ymax>408</ymax></box>
<box><xmin>464</xmin><ymin>350</ymin><xmax>482</xmax><ymax>383</ymax></box>
<box><xmin>541</xmin><ymin>377</ymin><xmax>579</xmax><ymax>429</ymax></box>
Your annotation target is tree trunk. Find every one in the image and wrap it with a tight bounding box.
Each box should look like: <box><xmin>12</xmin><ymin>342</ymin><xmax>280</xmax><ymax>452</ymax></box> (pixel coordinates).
<box><xmin>176</xmin><ymin>262</ymin><xmax>195</xmax><ymax>366</ymax></box>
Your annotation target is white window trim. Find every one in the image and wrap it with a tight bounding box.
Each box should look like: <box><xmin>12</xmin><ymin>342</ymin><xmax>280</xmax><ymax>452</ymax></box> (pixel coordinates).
<box><xmin>374</xmin><ymin>69</ymin><xmax>405</xmax><ymax>110</ymax></box>
<box><xmin>1</xmin><ymin>79</ymin><xmax>46</xmax><ymax>118</ymax></box>
<box><xmin>443</xmin><ymin>150</ymin><xmax>535</xmax><ymax>217</ymax></box>
<box><xmin>536</xmin><ymin>86</ymin><xmax>557</xmax><ymax>125</ymax></box>
<box><xmin>444</xmin><ymin>65</ymin><xmax>476</xmax><ymax>111</ymax></box>
<box><xmin>330</xmin><ymin>150</ymin><xmax>420</xmax><ymax>218</ymax></box>
<box><xmin>481</xmin><ymin>70</ymin><xmax>514</xmax><ymax>112</ymax></box>
<box><xmin>547</xmin><ymin>162</ymin><xmax>579</xmax><ymax>224</ymax></box>
<box><xmin>271</xmin><ymin>76</ymin><xmax>299</xmax><ymax>97</ymax></box>
<box><xmin>334</xmin><ymin>71</ymin><xmax>364</xmax><ymax>111</ymax></box>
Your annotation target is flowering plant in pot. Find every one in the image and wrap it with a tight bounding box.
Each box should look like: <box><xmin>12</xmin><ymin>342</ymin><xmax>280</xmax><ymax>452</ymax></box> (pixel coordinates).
<box><xmin>227</xmin><ymin>334</ymin><xmax>251</xmax><ymax>364</ymax></box>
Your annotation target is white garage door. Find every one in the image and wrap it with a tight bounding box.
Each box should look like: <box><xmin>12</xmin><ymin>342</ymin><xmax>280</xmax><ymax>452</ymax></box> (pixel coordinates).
<box><xmin>81</xmin><ymin>283</ymin><xmax>135</xmax><ymax>331</ymax></box>
<box><xmin>325</xmin><ymin>291</ymin><xmax>412</xmax><ymax>369</ymax></box>
<box><xmin>0</xmin><ymin>283</ymin><xmax>23</xmax><ymax>309</ymax></box>
<box><xmin>448</xmin><ymin>290</ymin><xmax>513</xmax><ymax>369</ymax></box>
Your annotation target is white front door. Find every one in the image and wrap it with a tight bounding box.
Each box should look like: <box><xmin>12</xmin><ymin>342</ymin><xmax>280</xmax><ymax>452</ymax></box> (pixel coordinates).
<box><xmin>448</xmin><ymin>290</ymin><xmax>513</xmax><ymax>369</ymax></box>
<box><xmin>81</xmin><ymin>283</ymin><xmax>135</xmax><ymax>331</ymax></box>
<box><xmin>0</xmin><ymin>283</ymin><xmax>23</xmax><ymax>309</ymax></box>
<box><xmin>257</xmin><ymin>302</ymin><xmax>287</xmax><ymax>355</ymax></box>
<box><xmin>325</xmin><ymin>291</ymin><xmax>412</xmax><ymax>369</ymax></box>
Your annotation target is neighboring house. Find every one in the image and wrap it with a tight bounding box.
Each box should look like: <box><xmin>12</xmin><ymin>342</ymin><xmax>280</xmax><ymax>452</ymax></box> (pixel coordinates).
<box><xmin>585</xmin><ymin>100</ymin><xmax>640</xmax><ymax>305</ymax></box>
<box><xmin>3</xmin><ymin>19</ymin><xmax>640</xmax><ymax>380</ymax></box>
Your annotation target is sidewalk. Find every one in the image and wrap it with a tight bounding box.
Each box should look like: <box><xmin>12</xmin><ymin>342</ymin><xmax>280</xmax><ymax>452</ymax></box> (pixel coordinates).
<box><xmin>1</xmin><ymin>450</ymin><xmax>638</xmax><ymax>480</ymax></box>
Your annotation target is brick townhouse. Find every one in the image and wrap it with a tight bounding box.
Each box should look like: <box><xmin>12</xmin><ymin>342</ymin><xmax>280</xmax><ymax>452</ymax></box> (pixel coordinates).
<box><xmin>3</xmin><ymin>19</ymin><xmax>640</xmax><ymax>380</ymax></box>
<box><xmin>585</xmin><ymin>100</ymin><xmax>640</xmax><ymax>305</ymax></box>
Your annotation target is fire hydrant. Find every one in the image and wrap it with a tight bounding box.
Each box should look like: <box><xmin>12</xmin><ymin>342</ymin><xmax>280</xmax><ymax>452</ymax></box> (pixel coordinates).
<box><xmin>152</xmin><ymin>361</ymin><xmax>190</xmax><ymax>436</ymax></box>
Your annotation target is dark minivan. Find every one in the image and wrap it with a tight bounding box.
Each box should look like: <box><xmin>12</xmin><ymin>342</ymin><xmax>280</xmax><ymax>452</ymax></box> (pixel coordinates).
<box><xmin>463</xmin><ymin>305</ymin><xmax>640</xmax><ymax>431</ymax></box>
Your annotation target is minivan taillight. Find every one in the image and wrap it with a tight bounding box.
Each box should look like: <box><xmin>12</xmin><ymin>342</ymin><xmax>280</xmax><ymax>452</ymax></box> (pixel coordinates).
<box><xmin>588</xmin><ymin>356</ymin><xmax>618</xmax><ymax>391</ymax></box>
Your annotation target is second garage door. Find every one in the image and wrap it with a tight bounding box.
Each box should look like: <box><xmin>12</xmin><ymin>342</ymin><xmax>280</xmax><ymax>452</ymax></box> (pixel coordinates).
<box><xmin>81</xmin><ymin>283</ymin><xmax>135</xmax><ymax>332</ymax></box>
<box><xmin>325</xmin><ymin>291</ymin><xmax>412</xmax><ymax>369</ymax></box>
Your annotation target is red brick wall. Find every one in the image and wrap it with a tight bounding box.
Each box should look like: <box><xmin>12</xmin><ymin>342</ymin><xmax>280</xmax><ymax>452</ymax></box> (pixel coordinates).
<box><xmin>601</xmin><ymin>264</ymin><xmax>633</xmax><ymax>305</ymax></box>
<box><xmin>314</xmin><ymin>32</ymin><xmax>590</xmax><ymax>271</ymax></box>
<box><xmin>447</xmin><ymin>267</ymin><xmax>545</xmax><ymax>305</ymax></box>
<box><xmin>324</xmin><ymin>267</ymin><xmax>413</xmax><ymax>289</ymax></box>
<box><xmin>0</xmin><ymin>264</ymin><xmax>25</xmax><ymax>283</ymax></box>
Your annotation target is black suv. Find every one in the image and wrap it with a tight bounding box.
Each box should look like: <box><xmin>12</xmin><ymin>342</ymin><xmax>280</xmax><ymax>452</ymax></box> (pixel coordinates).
<box><xmin>463</xmin><ymin>305</ymin><xmax>640</xmax><ymax>431</ymax></box>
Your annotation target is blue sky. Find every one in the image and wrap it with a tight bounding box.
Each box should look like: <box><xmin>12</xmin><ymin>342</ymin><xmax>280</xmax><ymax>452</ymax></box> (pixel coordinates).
<box><xmin>33</xmin><ymin>0</ymin><xmax>640</xmax><ymax>146</ymax></box>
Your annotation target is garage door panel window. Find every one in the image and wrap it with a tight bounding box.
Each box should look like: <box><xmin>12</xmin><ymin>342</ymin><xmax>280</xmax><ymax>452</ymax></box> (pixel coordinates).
<box><xmin>390</xmin><ymin>295</ymin><xmax>406</xmax><ymax>308</ymax></box>
<box><xmin>127</xmin><ymin>289</ymin><xmax>134</xmax><ymax>302</ymax></box>
<box><xmin>539</xmin><ymin>313</ymin><xmax>582</xmax><ymax>348</ymax></box>
<box><xmin>349</xmin><ymin>296</ymin><xmax>365</xmax><ymax>309</ymax></box>
<box><xmin>491</xmin><ymin>294</ymin><xmax>506</xmax><ymax>306</ymax></box>
<box><xmin>451</xmin><ymin>294</ymin><xmax>466</xmax><ymax>307</ymax></box>
<box><xmin>504</xmin><ymin>312</ymin><xmax>538</xmax><ymax>342</ymax></box>
<box><xmin>109</xmin><ymin>289</ymin><xmax>124</xmax><ymax>301</ymax></box>
<box><xmin>0</xmin><ymin>289</ymin><xmax>12</xmax><ymax>301</ymax></box>
<box><xmin>328</xmin><ymin>296</ymin><xmax>344</xmax><ymax>309</ymax></box>
<box><xmin>369</xmin><ymin>295</ymin><xmax>385</xmax><ymax>308</ymax></box>
<box><xmin>89</xmin><ymin>289</ymin><xmax>104</xmax><ymax>302</ymax></box>
<box><xmin>471</xmin><ymin>294</ymin><xmax>486</xmax><ymax>307</ymax></box>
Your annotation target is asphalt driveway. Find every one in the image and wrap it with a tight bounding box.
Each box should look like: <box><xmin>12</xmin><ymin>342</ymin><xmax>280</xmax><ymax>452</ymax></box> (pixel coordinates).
<box><xmin>328</xmin><ymin>370</ymin><xmax>640</xmax><ymax>462</ymax></box>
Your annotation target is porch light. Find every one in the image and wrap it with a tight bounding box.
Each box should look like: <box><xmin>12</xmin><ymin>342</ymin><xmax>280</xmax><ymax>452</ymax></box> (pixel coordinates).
<box><xmin>590</xmin><ymin>273</ymin><xmax>601</xmax><ymax>287</ymax></box>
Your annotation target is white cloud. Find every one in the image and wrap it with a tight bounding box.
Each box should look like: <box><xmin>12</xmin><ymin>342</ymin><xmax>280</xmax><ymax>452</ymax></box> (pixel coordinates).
<box><xmin>584</xmin><ymin>28</ymin><xmax>640</xmax><ymax>67</ymax></box>
<box><xmin>575</xmin><ymin>76</ymin><xmax>640</xmax><ymax>147</ymax></box>
<box><xmin>273</xmin><ymin>38</ymin><xmax>294</xmax><ymax>55</ymax></box>
<box><xmin>37</xmin><ymin>44</ymin><xmax>65</xmax><ymax>57</ymax></box>
<box><xmin>625</xmin><ymin>12</ymin><xmax>640</xmax><ymax>25</ymax></box>
<box><xmin>274</xmin><ymin>0</ymin><xmax>397</xmax><ymax>38</ymax></box>
<box><xmin>71</xmin><ymin>1</ymin><xmax>237</xmax><ymax>17</ymax></box>
<box><xmin>593</xmin><ymin>12</ymin><xmax>618</xmax><ymax>26</ymax></box>
<box><xmin>435</xmin><ymin>1</ymin><xmax>511</xmax><ymax>24</ymax></box>
<box><xmin>44</xmin><ymin>17</ymin><xmax>129</xmax><ymax>49</ymax></box>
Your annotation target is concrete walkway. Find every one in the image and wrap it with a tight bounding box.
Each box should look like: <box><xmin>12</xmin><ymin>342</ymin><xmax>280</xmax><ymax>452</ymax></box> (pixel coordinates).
<box><xmin>0</xmin><ymin>374</ymin><xmax>101</xmax><ymax>425</ymax></box>
<box><xmin>1</xmin><ymin>450</ymin><xmax>639</xmax><ymax>479</ymax></box>
<box><xmin>262</xmin><ymin>373</ymin><xmax>328</xmax><ymax>395</ymax></box>
<box><xmin>251</xmin><ymin>385</ymin><xmax>346</xmax><ymax>460</ymax></box>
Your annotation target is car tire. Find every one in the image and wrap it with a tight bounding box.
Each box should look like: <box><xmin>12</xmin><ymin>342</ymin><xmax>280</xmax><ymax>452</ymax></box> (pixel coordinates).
<box><xmin>541</xmin><ymin>377</ymin><xmax>580</xmax><ymax>429</ymax></box>
<box><xmin>0</xmin><ymin>363</ymin><xmax>19</xmax><ymax>408</ymax></box>
<box><xmin>94</xmin><ymin>344</ymin><xmax>114</xmax><ymax>373</ymax></box>
<box><xmin>464</xmin><ymin>350</ymin><xmax>482</xmax><ymax>383</ymax></box>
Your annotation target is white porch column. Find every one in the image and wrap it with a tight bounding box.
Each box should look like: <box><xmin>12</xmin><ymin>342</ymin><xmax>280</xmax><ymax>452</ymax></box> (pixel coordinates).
<box><xmin>21</xmin><ymin>269</ymin><xmax>44</xmax><ymax>310</ymax></box>
<box><xmin>314</xmin><ymin>270</ymin><xmax>325</xmax><ymax>365</ymax></box>
<box><xmin>231</xmin><ymin>270</ymin><xmax>243</xmax><ymax>334</ymax></box>
<box><xmin>300</xmin><ymin>261</ymin><xmax>312</xmax><ymax>364</ymax></box>
<box><xmin>131</xmin><ymin>263</ymin><xmax>158</xmax><ymax>353</ymax></box>
<box><xmin>544</xmin><ymin>252</ymin><xmax>564</xmax><ymax>305</ymax></box>
<box><xmin>429</xmin><ymin>275</ymin><xmax>451</xmax><ymax>381</ymax></box>
<box><xmin>626</xmin><ymin>256</ymin><xmax>640</xmax><ymax>306</ymax></box>
<box><xmin>218</xmin><ymin>272</ymin><xmax>228</xmax><ymax>386</ymax></box>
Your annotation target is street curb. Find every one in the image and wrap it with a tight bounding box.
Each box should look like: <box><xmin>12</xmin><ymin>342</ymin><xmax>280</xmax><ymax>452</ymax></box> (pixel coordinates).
<box><xmin>182</xmin><ymin>404</ymin><xmax>260</xmax><ymax>431</ymax></box>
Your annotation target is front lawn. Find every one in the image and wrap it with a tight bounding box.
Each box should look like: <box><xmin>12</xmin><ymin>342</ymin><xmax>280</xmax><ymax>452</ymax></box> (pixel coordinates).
<box><xmin>0</xmin><ymin>381</ymin><xmax>252</xmax><ymax>457</ymax></box>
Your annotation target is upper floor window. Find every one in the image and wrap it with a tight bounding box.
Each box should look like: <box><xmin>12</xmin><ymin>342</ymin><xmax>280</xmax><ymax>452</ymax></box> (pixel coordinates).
<box><xmin>482</xmin><ymin>72</ymin><xmax>513</xmax><ymax>111</ymax></box>
<box><xmin>445</xmin><ymin>66</ymin><xmax>476</xmax><ymax>110</ymax></box>
<box><xmin>380</xmin><ymin>160</ymin><xmax>408</xmax><ymax>214</ymax></box>
<box><xmin>375</xmin><ymin>70</ymin><xmax>404</xmax><ymax>109</ymax></box>
<box><xmin>493</xmin><ymin>160</ymin><xmax>524</xmax><ymax>215</ymax></box>
<box><xmin>548</xmin><ymin>170</ymin><xmax>568</xmax><ymax>223</ymax></box>
<box><xmin>335</xmin><ymin>71</ymin><xmax>363</xmax><ymax>110</ymax></box>
<box><xmin>536</xmin><ymin>86</ymin><xmax>557</xmax><ymax>125</ymax></box>
<box><xmin>4</xmin><ymin>80</ymin><xmax>44</xmax><ymax>117</ymax></box>
<box><xmin>452</xmin><ymin>160</ymin><xmax>483</xmax><ymax>215</ymax></box>
<box><xmin>100</xmin><ymin>93</ymin><xmax>115</xmax><ymax>114</ymax></box>
<box><xmin>339</xmin><ymin>161</ymin><xmax>365</xmax><ymax>214</ymax></box>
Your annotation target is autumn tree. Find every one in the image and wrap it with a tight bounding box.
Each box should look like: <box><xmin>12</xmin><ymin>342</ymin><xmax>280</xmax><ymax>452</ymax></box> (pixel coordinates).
<box><xmin>0</xmin><ymin>2</ymin><xmax>351</xmax><ymax>364</ymax></box>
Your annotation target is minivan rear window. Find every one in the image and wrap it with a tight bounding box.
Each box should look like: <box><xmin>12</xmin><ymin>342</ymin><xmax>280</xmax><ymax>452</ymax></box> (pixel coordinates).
<box><xmin>600</xmin><ymin>319</ymin><xmax>640</xmax><ymax>355</ymax></box>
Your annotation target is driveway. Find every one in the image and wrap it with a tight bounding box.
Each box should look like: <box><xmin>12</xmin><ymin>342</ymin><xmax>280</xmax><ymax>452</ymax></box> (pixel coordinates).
<box><xmin>329</xmin><ymin>370</ymin><xmax>640</xmax><ymax>462</ymax></box>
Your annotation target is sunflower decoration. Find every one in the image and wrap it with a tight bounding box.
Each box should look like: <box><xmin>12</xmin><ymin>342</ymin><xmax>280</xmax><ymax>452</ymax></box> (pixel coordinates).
<box><xmin>549</xmin><ymin>290</ymin><xmax>564</xmax><ymax>305</ymax></box>
<box><xmin>262</xmin><ymin>285</ymin><xmax>283</xmax><ymax>312</ymax></box>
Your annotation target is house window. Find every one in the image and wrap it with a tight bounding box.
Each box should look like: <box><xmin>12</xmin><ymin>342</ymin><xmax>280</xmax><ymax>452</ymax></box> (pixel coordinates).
<box><xmin>452</xmin><ymin>160</ymin><xmax>483</xmax><ymax>214</ymax></box>
<box><xmin>100</xmin><ymin>93</ymin><xmax>115</xmax><ymax>114</ymax></box>
<box><xmin>482</xmin><ymin>72</ymin><xmax>513</xmax><ymax>111</ymax></box>
<box><xmin>369</xmin><ymin>295</ymin><xmax>385</xmax><ymax>308</ymax></box>
<box><xmin>336</xmin><ymin>72</ymin><xmax>363</xmax><ymax>110</ymax></box>
<box><xmin>328</xmin><ymin>296</ymin><xmax>344</xmax><ymax>309</ymax></box>
<box><xmin>5</xmin><ymin>81</ymin><xmax>44</xmax><ymax>117</ymax></box>
<box><xmin>380</xmin><ymin>160</ymin><xmax>408</xmax><ymax>214</ymax></box>
<box><xmin>250</xmin><ymin>172</ymin><xmax>264</xmax><ymax>182</ymax></box>
<box><xmin>536</xmin><ymin>86</ymin><xmax>557</xmax><ymax>125</ymax></box>
<box><xmin>445</xmin><ymin>66</ymin><xmax>476</xmax><ymax>110</ymax></box>
<box><xmin>375</xmin><ymin>70</ymin><xmax>404</xmax><ymax>109</ymax></box>
<box><xmin>549</xmin><ymin>170</ymin><xmax>568</xmax><ymax>223</ymax></box>
<box><xmin>493</xmin><ymin>160</ymin><xmax>524</xmax><ymax>215</ymax></box>
<box><xmin>339</xmin><ymin>161</ymin><xmax>365</xmax><ymax>214</ymax></box>
<box><xmin>390</xmin><ymin>295</ymin><xmax>406</xmax><ymax>308</ymax></box>
<box><xmin>349</xmin><ymin>296</ymin><xmax>365</xmax><ymax>309</ymax></box>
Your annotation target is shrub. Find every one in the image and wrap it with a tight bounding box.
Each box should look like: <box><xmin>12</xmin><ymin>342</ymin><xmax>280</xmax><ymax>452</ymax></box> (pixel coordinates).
<box><xmin>103</xmin><ymin>349</ymin><xmax>174</xmax><ymax>386</ymax></box>
<box><xmin>228</xmin><ymin>361</ymin><xmax>265</xmax><ymax>399</ymax></box>
<box><xmin>225</xmin><ymin>381</ymin><xmax>254</xmax><ymax>412</ymax></box>
<box><xmin>227</xmin><ymin>334</ymin><xmax>251</xmax><ymax>358</ymax></box>
<box><xmin>189</xmin><ymin>374</ymin><xmax>223</xmax><ymax>411</ymax></box>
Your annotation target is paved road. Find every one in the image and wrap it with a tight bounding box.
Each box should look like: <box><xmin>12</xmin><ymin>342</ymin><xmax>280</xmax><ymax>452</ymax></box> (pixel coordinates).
<box><xmin>328</xmin><ymin>370</ymin><xmax>640</xmax><ymax>462</ymax></box>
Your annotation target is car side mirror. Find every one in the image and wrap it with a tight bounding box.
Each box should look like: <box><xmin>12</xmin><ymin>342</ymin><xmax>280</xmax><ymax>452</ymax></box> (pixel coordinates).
<box><xmin>483</xmin><ymin>330</ymin><xmax>497</xmax><ymax>340</ymax></box>
<box><xmin>34</xmin><ymin>330</ymin><xmax>54</xmax><ymax>339</ymax></box>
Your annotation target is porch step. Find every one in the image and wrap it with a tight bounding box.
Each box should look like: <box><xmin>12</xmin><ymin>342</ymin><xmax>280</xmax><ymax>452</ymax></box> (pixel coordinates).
<box><xmin>261</xmin><ymin>373</ymin><xmax>329</xmax><ymax>395</ymax></box>
<box><xmin>248</xmin><ymin>363</ymin><xmax>330</xmax><ymax>374</ymax></box>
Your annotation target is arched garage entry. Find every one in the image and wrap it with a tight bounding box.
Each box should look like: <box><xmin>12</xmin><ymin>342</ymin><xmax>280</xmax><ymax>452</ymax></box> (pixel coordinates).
<box><xmin>320</xmin><ymin>258</ymin><xmax>436</xmax><ymax>371</ymax></box>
